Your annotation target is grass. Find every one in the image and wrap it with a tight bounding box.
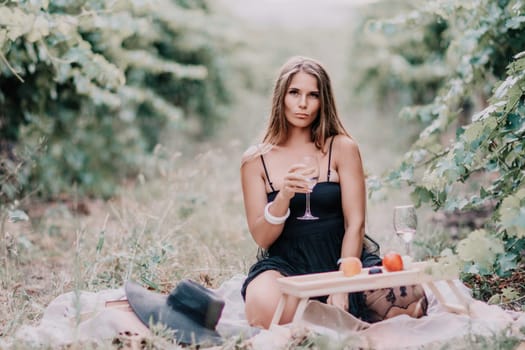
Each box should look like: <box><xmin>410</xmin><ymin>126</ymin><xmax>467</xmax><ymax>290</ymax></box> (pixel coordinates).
<box><xmin>1</xmin><ymin>2</ymin><xmax>524</xmax><ymax>349</ymax></box>
<box><xmin>0</xmin><ymin>142</ymin><xmax>254</xmax><ymax>348</ymax></box>
<box><xmin>4</xmin><ymin>141</ymin><xmax>522</xmax><ymax>348</ymax></box>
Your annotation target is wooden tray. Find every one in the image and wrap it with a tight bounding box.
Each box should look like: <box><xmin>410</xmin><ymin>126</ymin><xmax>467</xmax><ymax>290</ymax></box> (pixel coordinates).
<box><xmin>271</xmin><ymin>261</ymin><xmax>468</xmax><ymax>325</ymax></box>
<box><xmin>276</xmin><ymin>262</ymin><xmax>442</xmax><ymax>298</ymax></box>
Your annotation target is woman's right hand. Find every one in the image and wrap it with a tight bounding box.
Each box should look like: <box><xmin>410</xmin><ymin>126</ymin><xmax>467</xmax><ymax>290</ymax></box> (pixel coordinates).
<box><xmin>279</xmin><ymin>164</ymin><xmax>312</xmax><ymax>200</ymax></box>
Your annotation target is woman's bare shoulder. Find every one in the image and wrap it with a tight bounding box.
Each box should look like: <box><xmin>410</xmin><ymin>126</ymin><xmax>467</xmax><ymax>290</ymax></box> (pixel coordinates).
<box><xmin>333</xmin><ymin>134</ymin><xmax>360</xmax><ymax>153</ymax></box>
<box><xmin>241</xmin><ymin>143</ymin><xmax>272</xmax><ymax>166</ymax></box>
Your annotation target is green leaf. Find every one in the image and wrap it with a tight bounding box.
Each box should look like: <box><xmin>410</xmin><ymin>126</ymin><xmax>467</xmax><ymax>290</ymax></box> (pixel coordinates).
<box><xmin>55</xmin><ymin>15</ymin><xmax>78</xmax><ymax>37</ymax></box>
<box><xmin>26</xmin><ymin>15</ymin><xmax>50</xmax><ymax>43</ymax></box>
<box><xmin>444</xmin><ymin>197</ymin><xmax>468</xmax><ymax>211</ymax></box>
<box><xmin>0</xmin><ymin>8</ymin><xmax>12</xmax><ymax>26</ymax></box>
<box><xmin>462</xmin><ymin>121</ymin><xmax>484</xmax><ymax>145</ymax></box>
<box><xmin>501</xmin><ymin>287</ymin><xmax>520</xmax><ymax>302</ymax></box>
<box><xmin>465</xmin><ymin>263</ymin><xmax>479</xmax><ymax>274</ymax></box>
<box><xmin>505</xmin><ymin>85</ymin><xmax>524</xmax><ymax>112</ymax></box>
<box><xmin>456</xmin><ymin>229</ymin><xmax>504</xmax><ymax>274</ymax></box>
<box><xmin>424</xmin><ymin>248</ymin><xmax>461</xmax><ymax>278</ymax></box>
<box><xmin>499</xmin><ymin>187</ymin><xmax>525</xmax><ymax>237</ymax></box>
<box><xmin>0</xmin><ymin>29</ymin><xmax>7</xmax><ymax>49</ymax></box>
<box><xmin>5</xmin><ymin>9</ymin><xmax>32</xmax><ymax>41</ymax></box>
<box><xmin>506</xmin><ymin>113</ymin><xmax>523</xmax><ymax>131</ymax></box>
<box><xmin>410</xmin><ymin>186</ymin><xmax>433</xmax><ymax>206</ymax></box>
<box><xmin>496</xmin><ymin>253</ymin><xmax>518</xmax><ymax>276</ymax></box>
<box><xmin>8</xmin><ymin>209</ymin><xmax>29</xmax><ymax>222</ymax></box>
<box><xmin>140</xmin><ymin>276</ymin><xmax>160</xmax><ymax>291</ymax></box>
<box><xmin>493</xmin><ymin>75</ymin><xmax>519</xmax><ymax>100</ymax></box>
<box><xmin>96</xmin><ymin>231</ymin><xmax>105</xmax><ymax>254</ymax></box>
<box><xmin>487</xmin><ymin>294</ymin><xmax>501</xmax><ymax>305</ymax></box>
<box><xmin>471</xmin><ymin>102</ymin><xmax>506</xmax><ymax>121</ymax></box>
<box><xmin>505</xmin><ymin>16</ymin><xmax>525</xmax><ymax>29</ymax></box>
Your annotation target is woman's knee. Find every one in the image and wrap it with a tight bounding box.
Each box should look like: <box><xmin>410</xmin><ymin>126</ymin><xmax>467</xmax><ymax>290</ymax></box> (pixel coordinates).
<box><xmin>244</xmin><ymin>271</ymin><xmax>299</xmax><ymax>328</ymax></box>
<box><xmin>244</xmin><ymin>271</ymin><xmax>283</xmax><ymax>328</ymax></box>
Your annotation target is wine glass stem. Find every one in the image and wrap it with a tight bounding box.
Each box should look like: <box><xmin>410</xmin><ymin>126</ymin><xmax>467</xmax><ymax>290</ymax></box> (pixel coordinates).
<box><xmin>405</xmin><ymin>241</ymin><xmax>411</xmax><ymax>257</ymax></box>
<box><xmin>305</xmin><ymin>192</ymin><xmax>312</xmax><ymax>216</ymax></box>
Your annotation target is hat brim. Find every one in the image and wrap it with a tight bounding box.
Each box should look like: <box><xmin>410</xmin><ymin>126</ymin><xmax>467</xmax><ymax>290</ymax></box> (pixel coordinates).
<box><xmin>125</xmin><ymin>281</ymin><xmax>223</xmax><ymax>346</ymax></box>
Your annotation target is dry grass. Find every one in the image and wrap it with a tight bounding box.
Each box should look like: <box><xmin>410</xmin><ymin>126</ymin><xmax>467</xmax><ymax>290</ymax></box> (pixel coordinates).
<box><xmin>0</xmin><ymin>141</ymin><xmax>255</xmax><ymax>348</ymax></box>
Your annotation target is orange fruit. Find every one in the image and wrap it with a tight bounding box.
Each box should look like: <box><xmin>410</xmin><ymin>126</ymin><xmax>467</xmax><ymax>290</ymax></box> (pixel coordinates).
<box><xmin>340</xmin><ymin>257</ymin><xmax>362</xmax><ymax>277</ymax></box>
<box><xmin>382</xmin><ymin>252</ymin><xmax>404</xmax><ymax>272</ymax></box>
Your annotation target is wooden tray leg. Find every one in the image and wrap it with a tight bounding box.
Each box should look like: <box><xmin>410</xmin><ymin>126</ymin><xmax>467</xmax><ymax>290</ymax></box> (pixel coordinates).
<box><xmin>446</xmin><ymin>280</ymin><xmax>471</xmax><ymax>311</ymax></box>
<box><xmin>271</xmin><ymin>294</ymin><xmax>288</xmax><ymax>325</ymax></box>
<box><xmin>292</xmin><ymin>298</ymin><xmax>309</xmax><ymax>323</ymax></box>
<box><xmin>425</xmin><ymin>281</ymin><xmax>469</xmax><ymax>314</ymax></box>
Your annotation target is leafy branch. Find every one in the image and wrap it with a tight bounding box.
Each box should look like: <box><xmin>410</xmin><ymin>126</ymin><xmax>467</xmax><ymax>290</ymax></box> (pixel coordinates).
<box><xmin>356</xmin><ymin>0</ymin><xmax>525</xmax><ymax>277</ymax></box>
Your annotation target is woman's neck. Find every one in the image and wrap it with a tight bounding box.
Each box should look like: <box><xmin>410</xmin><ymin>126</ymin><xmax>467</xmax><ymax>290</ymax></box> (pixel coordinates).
<box><xmin>284</xmin><ymin>127</ymin><xmax>311</xmax><ymax>143</ymax></box>
<box><xmin>278</xmin><ymin>127</ymin><xmax>318</xmax><ymax>152</ymax></box>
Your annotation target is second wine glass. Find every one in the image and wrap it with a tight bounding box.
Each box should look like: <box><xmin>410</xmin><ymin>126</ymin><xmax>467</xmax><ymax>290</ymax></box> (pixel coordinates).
<box><xmin>297</xmin><ymin>155</ymin><xmax>320</xmax><ymax>220</ymax></box>
<box><xmin>393</xmin><ymin>205</ymin><xmax>417</xmax><ymax>256</ymax></box>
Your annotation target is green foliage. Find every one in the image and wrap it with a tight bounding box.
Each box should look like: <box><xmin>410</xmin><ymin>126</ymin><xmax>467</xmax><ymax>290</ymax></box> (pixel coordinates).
<box><xmin>457</xmin><ymin>229</ymin><xmax>504</xmax><ymax>274</ymax></box>
<box><xmin>351</xmin><ymin>0</ymin><xmax>451</xmax><ymax>117</ymax></box>
<box><xmin>0</xmin><ymin>140</ymin><xmax>43</xmax><ymax>217</ymax></box>
<box><xmin>0</xmin><ymin>0</ymin><xmax>232</xmax><ymax>198</ymax></box>
<box><xmin>358</xmin><ymin>0</ymin><xmax>525</xmax><ymax>284</ymax></box>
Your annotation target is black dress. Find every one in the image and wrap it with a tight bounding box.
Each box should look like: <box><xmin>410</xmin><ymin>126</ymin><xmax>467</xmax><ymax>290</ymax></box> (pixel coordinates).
<box><xmin>241</xmin><ymin>138</ymin><xmax>382</xmax><ymax>320</ymax></box>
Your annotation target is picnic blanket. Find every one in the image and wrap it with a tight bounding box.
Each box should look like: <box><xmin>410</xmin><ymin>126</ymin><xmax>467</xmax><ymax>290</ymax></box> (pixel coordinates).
<box><xmin>4</xmin><ymin>275</ymin><xmax>525</xmax><ymax>349</ymax></box>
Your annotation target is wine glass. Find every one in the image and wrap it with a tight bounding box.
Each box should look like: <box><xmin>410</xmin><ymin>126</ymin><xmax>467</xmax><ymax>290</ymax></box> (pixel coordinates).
<box><xmin>393</xmin><ymin>205</ymin><xmax>417</xmax><ymax>256</ymax></box>
<box><xmin>297</xmin><ymin>155</ymin><xmax>320</xmax><ymax>220</ymax></box>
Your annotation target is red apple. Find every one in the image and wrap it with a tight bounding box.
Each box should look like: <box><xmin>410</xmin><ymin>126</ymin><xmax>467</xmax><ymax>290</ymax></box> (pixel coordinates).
<box><xmin>382</xmin><ymin>252</ymin><xmax>404</xmax><ymax>272</ymax></box>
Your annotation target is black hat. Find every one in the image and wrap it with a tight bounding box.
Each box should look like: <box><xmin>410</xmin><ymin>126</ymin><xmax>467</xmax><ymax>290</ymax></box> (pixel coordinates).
<box><xmin>125</xmin><ymin>279</ymin><xmax>225</xmax><ymax>346</ymax></box>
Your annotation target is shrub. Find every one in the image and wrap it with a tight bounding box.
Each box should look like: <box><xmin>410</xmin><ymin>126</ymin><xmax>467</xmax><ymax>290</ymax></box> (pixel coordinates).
<box><xmin>0</xmin><ymin>0</ymin><xmax>232</xmax><ymax>198</ymax></box>
<box><xmin>355</xmin><ymin>0</ymin><xmax>525</xmax><ymax>287</ymax></box>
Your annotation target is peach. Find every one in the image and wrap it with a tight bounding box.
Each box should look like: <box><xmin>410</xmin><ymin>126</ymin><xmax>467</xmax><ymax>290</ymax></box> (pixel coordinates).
<box><xmin>340</xmin><ymin>257</ymin><xmax>362</xmax><ymax>277</ymax></box>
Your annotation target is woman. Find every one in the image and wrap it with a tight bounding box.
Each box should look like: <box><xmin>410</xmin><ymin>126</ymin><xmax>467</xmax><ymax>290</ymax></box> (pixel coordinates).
<box><xmin>240</xmin><ymin>56</ymin><xmax>426</xmax><ymax>329</ymax></box>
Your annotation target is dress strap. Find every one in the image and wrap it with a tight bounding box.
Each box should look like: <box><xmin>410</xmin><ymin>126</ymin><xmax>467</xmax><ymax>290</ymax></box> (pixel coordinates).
<box><xmin>327</xmin><ymin>136</ymin><xmax>335</xmax><ymax>182</ymax></box>
<box><xmin>260</xmin><ymin>155</ymin><xmax>276</xmax><ymax>192</ymax></box>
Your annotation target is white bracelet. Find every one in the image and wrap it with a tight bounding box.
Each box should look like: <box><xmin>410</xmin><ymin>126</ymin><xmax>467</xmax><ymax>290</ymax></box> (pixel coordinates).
<box><xmin>264</xmin><ymin>202</ymin><xmax>290</xmax><ymax>225</ymax></box>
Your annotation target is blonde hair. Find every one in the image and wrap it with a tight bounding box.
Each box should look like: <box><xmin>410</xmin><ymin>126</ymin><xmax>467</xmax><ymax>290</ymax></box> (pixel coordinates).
<box><xmin>262</xmin><ymin>56</ymin><xmax>350</xmax><ymax>151</ymax></box>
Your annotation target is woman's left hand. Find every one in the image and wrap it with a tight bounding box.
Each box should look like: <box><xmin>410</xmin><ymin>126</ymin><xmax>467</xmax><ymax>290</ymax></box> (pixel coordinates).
<box><xmin>327</xmin><ymin>292</ymin><xmax>348</xmax><ymax>311</ymax></box>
